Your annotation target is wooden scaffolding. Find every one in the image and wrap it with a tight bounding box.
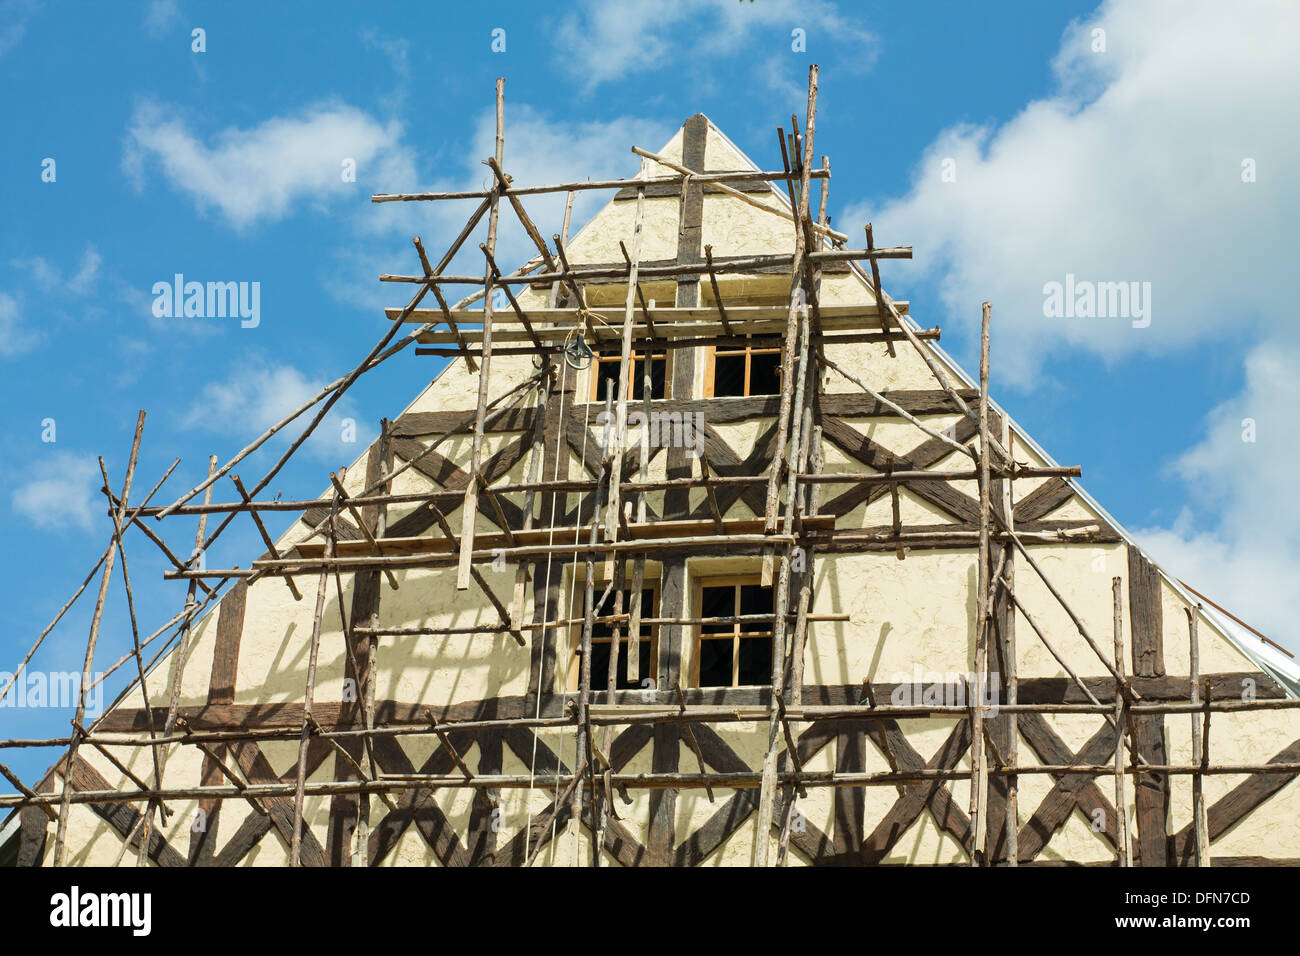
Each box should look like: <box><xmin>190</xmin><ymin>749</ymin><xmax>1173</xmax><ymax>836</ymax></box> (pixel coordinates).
<box><xmin>3</xmin><ymin>66</ymin><xmax>1296</xmax><ymax>868</ymax></box>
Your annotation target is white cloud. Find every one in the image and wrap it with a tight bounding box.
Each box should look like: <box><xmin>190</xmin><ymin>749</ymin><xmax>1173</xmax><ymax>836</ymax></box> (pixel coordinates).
<box><xmin>112</xmin><ymin>276</ymin><xmax>217</xmax><ymax>340</ymax></box>
<box><xmin>123</xmin><ymin>100</ymin><xmax>414</xmax><ymax>230</ymax></box>
<box><xmin>13</xmin><ymin>246</ymin><xmax>101</xmax><ymax>296</ymax></box>
<box><xmin>0</xmin><ymin>291</ymin><xmax>40</xmax><ymax>357</ymax></box>
<box><xmin>180</xmin><ymin>354</ymin><xmax>371</xmax><ymax>464</ymax></box>
<box><xmin>4</xmin><ymin>246</ymin><xmax>127</xmax><ymax>347</ymax></box>
<box><xmin>361</xmin><ymin>29</ymin><xmax>410</xmax><ymax>113</ymax></box>
<box><xmin>0</xmin><ymin>0</ymin><xmax>38</xmax><ymax>57</ymax></box>
<box><xmin>11</xmin><ymin>451</ymin><xmax>101</xmax><ymax>532</ymax></box>
<box><xmin>116</xmin><ymin>88</ymin><xmax>672</xmax><ymax>327</ymax></box>
<box><xmin>553</xmin><ymin>0</ymin><xmax>875</xmax><ymax>93</ymax></box>
<box><xmin>1140</xmin><ymin>524</ymin><xmax>1296</xmax><ymax>654</ymax></box>
<box><xmin>1136</xmin><ymin>340</ymin><xmax>1300</xmax><ymax>652</ymax></box>
<box><xmin>143</xmin><ymin>0</ymin><xmax>179</xmax><ymax>38</ymax></box>
<box><xmin>758</xmin><ymin>54</ymin><xmax>811</xmax><ymax>105</ymax></box>
<box><xmin>860</xmin><ymin>0</ymin><xmax>1300</xmax><ymax>386</ymax></box>
<box><xmin>844</xmin><ymin>1</ymin><xmax>1300</xmax><ymax>649</ymax></box>
<box><xmin>330</xmin><ymin>104</ymin><xmax>675</xmax><ymax>309</ymax></box>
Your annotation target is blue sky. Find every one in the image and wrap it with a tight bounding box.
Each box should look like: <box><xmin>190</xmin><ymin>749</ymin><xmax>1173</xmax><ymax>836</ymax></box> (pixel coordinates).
<box><xmin>1</xmin><ymin>0</ymin><xmax>1296</xmax><ymax>784</ymax></box>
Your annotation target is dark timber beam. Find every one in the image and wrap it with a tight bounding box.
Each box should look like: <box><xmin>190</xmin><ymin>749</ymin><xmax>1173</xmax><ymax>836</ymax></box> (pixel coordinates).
<box><xmin>648</xmin><ymin>113</ymin><xmax>710</xmax><ymax>867</ymax></box>
<box><xmin>1128</xmin><ymin>544</ymin><xmax>1170</xmax><ymax>866</ymax></box>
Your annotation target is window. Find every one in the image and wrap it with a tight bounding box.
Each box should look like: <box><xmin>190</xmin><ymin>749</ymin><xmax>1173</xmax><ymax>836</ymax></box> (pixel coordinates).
<box><xmin>590</xmin><ymin>349</ymin><xmax>668</xmax><ymax>403</ymax></box>
<box><xmin>706</xmin><ymin>339</ymin><xmax>782</xmax><ymax>397</ymax></box>
<box><xmin>567</xmin><ymin>586</ymin><xmax>659</xmax><ymax>691</ymax></box>
<box><xmin>692</xmin><ymin>578</ymin><xmax>774</xmax><ymax>688</ymax></box>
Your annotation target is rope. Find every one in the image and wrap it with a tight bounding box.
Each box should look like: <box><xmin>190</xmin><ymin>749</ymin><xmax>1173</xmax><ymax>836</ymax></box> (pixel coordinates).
<box><xmin>524</xmin><ymin>355</ymin><xmax>565</xmax><ymax>864</ymax></box>
<box><xmin>523</xmin><ymin>348</ymin><xmax>595</xmax><ymax>865</ymax></box>
<box><xmin>524</xmin><ymin>285</ymin><xmax>604</xmax><ymax>865</ymax></box>
<box><xmin>561</xmin><ymin>390</ymin><xmax>595</xmax><ymax>866</ymax></box>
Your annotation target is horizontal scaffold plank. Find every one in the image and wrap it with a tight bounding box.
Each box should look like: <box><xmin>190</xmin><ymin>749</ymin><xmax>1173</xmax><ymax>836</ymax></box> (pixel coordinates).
<box><xmin>388</xmin><ymin>389</ymin><xmax>980</xmax><ymax>438</ymax></box>
<box><xmin>293</xmin><ymin>516</ymin><xmax>837</xmax><ymax>559</ymax></box>
<box><xmin>162</xmin><ymin>520</ymin><xmax>1118</xmax><ymax>580</ymax></box>
<box><xmin>74</xmin><ymin>671</ymin><xmax>1291</xmax><ymax>737</ymax></box>
<box><xmin>387</xmin><ymin>302</ymin><xmax>909</xmax><ymax>339</ymax></box>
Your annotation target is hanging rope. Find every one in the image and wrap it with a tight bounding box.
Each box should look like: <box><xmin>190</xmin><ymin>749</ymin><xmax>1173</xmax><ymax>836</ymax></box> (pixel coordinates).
<box><xmin>524</xmin><ymin>348</ymin><xmax>597</xmax><ymax>865</ymax></box>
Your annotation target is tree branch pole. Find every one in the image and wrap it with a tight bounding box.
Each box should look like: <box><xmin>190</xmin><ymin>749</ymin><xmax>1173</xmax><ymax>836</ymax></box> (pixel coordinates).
<box><xmin>12</xmin><ymin>70</ymin><xmax>1266</xmax><ymax>873</ymax></box>
<box><xmin>291</xmin><ymin>482</ymin><xmax>339</xmax><ymax>866</ymax></box>
<box><xmin>630</xmin><ymin>145</ymin><xmax>847</xmax><ymax>244</ymax></box>
<box><xmin>1113</xmin><ymin>577</ymin><xmax>1132</xmax><ymax>866</ymax></box>
<box><xmin>1187</xmin><ymin>605</ymin><xmax>1210</xmax><ymax>867</ymax></box>
<box><xmin>0</xmin><ymin>455</ymin><xmax>180</xmax><ymax>708</ymax></box>
<box><xmin>53</xmin><ymin>410</ymin><xmax>145</xmax><ymax>866</ymax></box>
<box><xmin>458</xmin><ymin>76</ymin><xmax>506</xmax><ymax>590</ymax></box>
<box><xmin>155</xmin><ymin>179</ymin><xmax>508</xmax><ymax>527</ymax></box>
<box><xmin>372</xmin><ymin>166</ymin><xmax>831</xmax><ymax>204</ymax></box>
<box><xmin>755</xmin><ymin>63</ymin><xmax>818</xmax><ymax>867</ymax></box>
<box><xmin>968</xmin><ymin>302</ymin><xmax>991</xmax><ymax>866</ymax></box>
<box><xmin>143</xmin><ymin>454</ymin><xmax>219</xmax><ymax>858</ymax></box>
<box><xmin>97</xmin><ymin>456</ymin><xmax>167</xmax><ymax>863</ymax></box>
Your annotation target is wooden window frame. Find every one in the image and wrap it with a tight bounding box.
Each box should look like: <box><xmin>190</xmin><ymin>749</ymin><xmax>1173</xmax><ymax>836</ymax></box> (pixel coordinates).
<box><xmin>703</xmin><ymin>339</ymin><xmax>783</xmax><ymax>398</ymax></box>
<box><xmin>690</xmin><ymin>574</ymin><xmax>775</xmax><ymax>689</ymax></box>
<box><xmin>588</xmin><ymin>347</ymin><xmax>671</xmax><ymax>404</ymax></box>
<box><xmin>565</xmin><ymin>579</ymin><xmax>661</xmax><ymax>692</ymax></box>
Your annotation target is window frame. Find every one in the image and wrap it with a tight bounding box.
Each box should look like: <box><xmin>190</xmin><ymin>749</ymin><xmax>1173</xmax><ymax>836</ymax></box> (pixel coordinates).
<box><xmin>703</xmin><ymin>339</ymin><xmax>783</xmax><ymax>398</ymax></box>
<box><xmin>690</xmin><ymin>574</ymin><xmax>776</xmax><ymax>689</ymax></box>
<box><xmin>565</xmin><ymin>579</ymin><xmax>661</xmax><ymax>693</ymax></box>
<box><xmin>588</xmin><ymin>347</ymin><xmax>671</xmax><ymax>404</ymax></box>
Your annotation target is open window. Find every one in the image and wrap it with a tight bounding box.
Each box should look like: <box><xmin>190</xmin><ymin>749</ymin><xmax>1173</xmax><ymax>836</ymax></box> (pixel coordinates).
<box><xmin>705</xmin><ymin>338</ymin><xmax>782</xmax><ymax>397</ymax></box>
<box><xmin>692</xmin><ymin>577</ymin><xmax>774</xmax><ymax>688</ymax></box>
<box><xmin>590</xmin><ymin>348</ymin><xmax>669</xmax><ymax>403</ymax></box>
<box><xmin>566</xmin><ymin>585</ymin><xmax>660</xmax><ymax>691</ymax></box>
